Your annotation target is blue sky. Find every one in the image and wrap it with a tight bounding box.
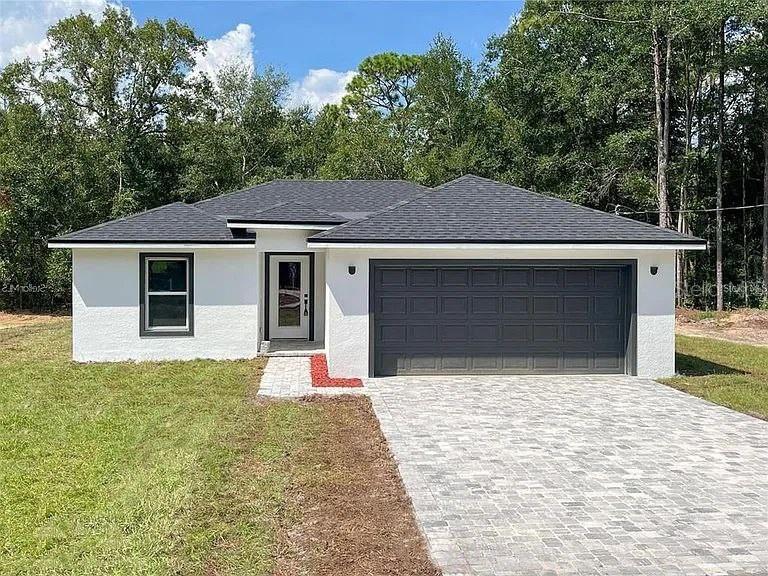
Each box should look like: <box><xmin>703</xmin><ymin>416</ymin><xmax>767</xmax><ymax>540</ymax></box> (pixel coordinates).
<box><xmin>0</xmin><ymin>0</ymin><xmax>521</xmax><ymax>108</ymax></box>
<box><xmin>126</xmin><ymin>1</ymin><xmax>520</xmax><ymax>79</ymax></box>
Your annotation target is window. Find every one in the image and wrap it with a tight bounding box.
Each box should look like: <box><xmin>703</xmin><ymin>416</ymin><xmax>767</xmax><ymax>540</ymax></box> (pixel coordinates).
<box><xmin>140</xmin><ymin>253</ymin><xmax>194</xmax><ymax>336</ymax></box>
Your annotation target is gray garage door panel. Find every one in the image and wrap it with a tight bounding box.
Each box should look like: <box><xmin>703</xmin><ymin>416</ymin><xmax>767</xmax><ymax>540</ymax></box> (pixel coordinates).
<box><xmin>372</xmin><ymin>261</ymin><xmax>633</xmax><ymax>376</ymax></box>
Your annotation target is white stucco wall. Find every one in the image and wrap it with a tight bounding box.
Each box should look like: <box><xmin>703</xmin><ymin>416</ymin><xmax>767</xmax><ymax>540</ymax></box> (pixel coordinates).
<box><xmin>72</xmin><ymin>230</ymin><xmax>328</xmax><ymax>362</ymax></box>
<box><xmin>72</xmin><ymin>247</ymin><xmax>260</xmax><ymax>361</ymax></box>
<box><xmin>324</xmin><ymin>248</ymin><xmax>678</xmax><ymax>379</ymax></box>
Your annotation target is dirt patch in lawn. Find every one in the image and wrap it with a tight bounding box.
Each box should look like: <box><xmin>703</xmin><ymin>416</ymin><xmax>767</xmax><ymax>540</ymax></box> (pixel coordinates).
<box><xmin>274</xmin><ymin>395</ymin><xmax>440</xmax><ymax>576</ymax></box>
<box><xmin>676</xmin><ymin>308</ymin><xmax>768</xmax><ymax>347</ymax></box>
<box><xmin>0</xmin><ymin>310</ymin><xmax>68</xmax><ymax>329</ymax></box>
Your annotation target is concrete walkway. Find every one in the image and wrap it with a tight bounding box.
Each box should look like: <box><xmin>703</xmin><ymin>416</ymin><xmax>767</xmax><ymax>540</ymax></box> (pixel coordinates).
<box><xmin>368</xmin><ymin>375</ymin><xmax>768</xmax><ymax>576</ymax></box>
<box><xmin>257</xmin><ymin>356</ymin><xmax>365</xmax><ymax>397</ymax></box>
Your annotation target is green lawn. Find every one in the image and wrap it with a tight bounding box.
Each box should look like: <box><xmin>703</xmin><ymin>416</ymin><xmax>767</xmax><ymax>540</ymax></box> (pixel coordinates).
<box><xmin>663</xmin><ymin>334</ymin><xmax>768</xmax><ymax>420</ymax></box>
<box><xmin>0</xmin><ymin>318</ymin><xmax>318</xmax><ymax>575</ymax></box>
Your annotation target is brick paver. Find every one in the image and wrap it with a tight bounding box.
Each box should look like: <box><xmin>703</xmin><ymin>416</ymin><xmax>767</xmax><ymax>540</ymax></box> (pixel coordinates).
<box><xmin>367</xmin><ymin>375</ymin><xmax>768</xmax><ymax>576</ymax></box>
<box><xmin>257</xmin><ymin>356</ymin><xmax>365</xmax><ymax>397</ymax></box>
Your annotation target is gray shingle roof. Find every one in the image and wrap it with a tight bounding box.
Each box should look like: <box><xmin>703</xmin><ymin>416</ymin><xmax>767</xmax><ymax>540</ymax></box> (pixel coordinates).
<box><xmin>308</xmin><ymin>175</ymin><xmax>706</xmax><ymax>246</ymax></box>
<box><xmin>227</xmin><ymin>201</ymin><xmax>348</xmax><ymax>225</ymax></box>
<box><xmin>49</xmin><ymin>176</ymin><xmax>706</xmax><ymax>246</ymax></box>
<box><xmin>195</xmin><ymin>179</ymin><xmax>429</xmax><ymax>219</ymax></box>
<box><xmin>49</xmin><ymin>202</ymin><xmax>248</xmax><ymax>244</ymax></box>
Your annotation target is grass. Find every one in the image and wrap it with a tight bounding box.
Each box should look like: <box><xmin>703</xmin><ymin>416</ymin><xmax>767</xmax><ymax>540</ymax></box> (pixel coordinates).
<box><xmin>663</xmin><ymin>334</ymin><xmax>768</xmax><ymax>420</ymax></box>
<box><xmin>0</xmin><ymin>317</ymin><xmax>320</xmax><ymax>576</ymax></box>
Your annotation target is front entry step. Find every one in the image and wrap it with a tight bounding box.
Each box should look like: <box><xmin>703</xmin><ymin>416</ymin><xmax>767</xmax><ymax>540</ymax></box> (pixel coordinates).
<box><xmin>261</xmin><ymin>339</ymin><xmax>326</xmax><ymax>357</ymax></box>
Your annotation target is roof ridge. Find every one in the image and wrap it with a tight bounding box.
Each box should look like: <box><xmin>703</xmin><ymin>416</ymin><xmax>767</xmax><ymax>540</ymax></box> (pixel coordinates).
<box><xmin>272</xmin><ymin>178</ymin><xmax>425</xmax><ymax>184</ymax></box>
<box><xmin>193</xmin><ymin>180</ymin><xmax>274</xmax><ymax>207</ymax></box>
<box><xmin>250</xmin><ymin>199</ymin><xmax>345</xmax><ymax>219</ymax></box>
<box><xmin>308</xmin><ymin>174</ymin><xmax>706</xmax><ymax>244</ymax></box>
<box><xmin>193</xmin><ymin>179</ymin><xmax>430</xmax><ymax>212</ymax></box>
<box><xmin>56</xmin><ymin>202</ymin><xmax>186</xmax><ymax>238</ymax></box>
<box><xmin>309</xmin><ymin>174</ymin><xmax>493</xmax><ymax>240</ymax></box>
<box><xmin>186</xmin><ymin>202</ymin><xmax>239</xmax><ymax>224</ymax></box>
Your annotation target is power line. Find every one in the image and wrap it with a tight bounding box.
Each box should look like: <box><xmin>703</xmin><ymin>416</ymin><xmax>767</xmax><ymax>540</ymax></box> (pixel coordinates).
<box><xmin>612</xmin><ymin>203</ymin><xmax>768</xmax><ymax>216</ymax></box>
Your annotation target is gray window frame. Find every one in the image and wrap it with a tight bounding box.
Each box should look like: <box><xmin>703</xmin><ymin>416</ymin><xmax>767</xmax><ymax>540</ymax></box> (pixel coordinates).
<box><xmin>139</xmin><ymin>253</ymin><xmax>194</xmax><ymax>337</ymax></box>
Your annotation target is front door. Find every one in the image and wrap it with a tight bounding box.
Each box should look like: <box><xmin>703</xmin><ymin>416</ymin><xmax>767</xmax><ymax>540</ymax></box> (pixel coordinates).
<box><xmin>269</xmin><ymin>255</ymin><xmax>310</xmax><ymax>339</ymax></box>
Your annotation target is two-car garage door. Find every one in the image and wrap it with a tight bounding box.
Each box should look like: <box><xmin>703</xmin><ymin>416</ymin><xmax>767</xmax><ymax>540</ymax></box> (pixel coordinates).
<box><xmin>371</xmin><ymin>260</ymin><xmax>634</xmax><ymax>376</ymax></box>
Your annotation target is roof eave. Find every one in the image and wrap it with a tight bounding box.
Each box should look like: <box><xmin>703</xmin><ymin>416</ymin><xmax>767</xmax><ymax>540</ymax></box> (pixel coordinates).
<box><xmin>305</xmin><ymin>239</ymin><xmax>708</xmax><ymax>250</ymax></box>
<box><xmin>48</xmin><ymin>239</ymin><xmax>255</xmax><ymax>249</ymax></box>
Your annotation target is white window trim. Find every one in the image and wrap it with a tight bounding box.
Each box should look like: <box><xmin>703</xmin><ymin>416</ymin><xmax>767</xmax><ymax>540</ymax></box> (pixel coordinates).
<box><xmin>144</xmin><ymin>256</ymin><xmax>190</xmax><ymax>333</ymax></box>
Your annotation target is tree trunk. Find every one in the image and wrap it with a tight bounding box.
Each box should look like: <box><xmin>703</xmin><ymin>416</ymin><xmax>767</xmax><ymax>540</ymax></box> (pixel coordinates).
<box><xmin>662</xmin><ymin>35</ymin><xmax>673</xmax><ymax>229</ymax></box>
<box><xmin>653</xmin><ymin>28</ymin><xmax>671</xmax><ymax>229</ymax></box>
<box><xmin>677</xmin><ymin>48</ymin><xmax>697</xmax><ymax>307</ymax></box>
<box><xmin>677</xmin><ymin>185</ymin><xmax>687</xmax><ymax>306</ymax></box>
<box><xmin>741</xmin><ymin>131</ymin><xmax>748</xmax><ymax>307</ymax></box>
<box><xmin>763</xmin><ymin>128</ymin><xmax>768</xmax><ymax>300</ymax></box>
<box><xmin>716</xmin><ymin>20</ymin><xmax>725</xmax><ymax>311</ymax></box>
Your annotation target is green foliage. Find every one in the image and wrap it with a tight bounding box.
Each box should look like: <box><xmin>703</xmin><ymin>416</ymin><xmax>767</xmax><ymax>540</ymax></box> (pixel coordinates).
<box><xmin>179</xmin><ymin>63</ymin><xmax>290</xmax><ymax>201</ymax></box>
<box><xmin>0</xmin><ymin>1</ymin><xmax>767</xmax><ymax>310</ymax></box>
<box><xmin>485</xmin><ymin>1</ymin><xmax>655</xmax><ymax>205</ymax></box>
<box><xmin>318</xmin><ymin>106</ymin><xmax>406</xmax><ymax>179</ymax></box>
<box><xmin>343</xmin><ymin>52</ymin><xmax>422</xmax><ymax>116</ymax></box>
<box><xmin>408</xmin><ymin>35</ymin><xmax>495</xmax><ymax>185</ymax></box>
<box><xmin>0</xmin><ymin>7</ymin><xmax>206</xmax><ymax>310</ymax></box>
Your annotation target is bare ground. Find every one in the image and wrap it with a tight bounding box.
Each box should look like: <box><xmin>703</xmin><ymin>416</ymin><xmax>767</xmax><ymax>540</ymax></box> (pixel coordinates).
<box><xmin>0</xmin><ymin>310</ymin><xmax>68</xmax><ymax>329</ymax></box>
<box><xmin>273</xmin><ymin>395</ymin><xmax>440</xmax><ymax>576</ymax></box>
<box><xmin>676</xmin><ymin>308</ymin><xmax>768</xmax><ymax>346</ymax></box>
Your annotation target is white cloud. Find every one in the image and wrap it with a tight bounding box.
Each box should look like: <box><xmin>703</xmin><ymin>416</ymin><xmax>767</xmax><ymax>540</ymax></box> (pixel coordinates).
<box><xmin>288</xmin><ymin>68</ymin><xmax>356</xmax><ymax>111</ymax></box>
<box><xmin>0</xmin><ymin>0</ymin><xmax>112</xmax><ymax>67</ymax></box>
<box><xmin>193</xmin><ymin>23</ymin><xmax>254</xmax><ymax>80</ymax></box>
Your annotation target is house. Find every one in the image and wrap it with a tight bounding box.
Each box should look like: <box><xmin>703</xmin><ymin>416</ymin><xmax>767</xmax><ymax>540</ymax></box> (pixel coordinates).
<box><xmin>48</xmin><ymin>175</ymin><xmax>706</xmax><ymax>378</ymax></box>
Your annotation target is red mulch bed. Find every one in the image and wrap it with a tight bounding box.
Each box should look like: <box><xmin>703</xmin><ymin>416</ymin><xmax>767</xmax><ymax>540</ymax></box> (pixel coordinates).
<box><xmin>311</xmin><ymin>354</ymin><xmax>363</xmax><ymax>388</ymax></box>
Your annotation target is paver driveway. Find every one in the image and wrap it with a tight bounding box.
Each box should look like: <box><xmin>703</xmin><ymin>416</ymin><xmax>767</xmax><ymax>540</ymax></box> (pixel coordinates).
<box><xmin>367</xmin><ymin>375</ymin><xmax>768</xmax><ymax>576</ymax></box>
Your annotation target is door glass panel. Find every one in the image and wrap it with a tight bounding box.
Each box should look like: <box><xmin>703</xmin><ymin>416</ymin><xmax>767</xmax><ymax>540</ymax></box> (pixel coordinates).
<box><xmin>278</xmin><ymin>261</ymin><xmax>301</xmax><ymax>327</ymax></box>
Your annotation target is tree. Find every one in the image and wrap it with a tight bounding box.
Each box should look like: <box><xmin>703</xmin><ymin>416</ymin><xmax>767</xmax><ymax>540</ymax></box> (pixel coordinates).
<box><xmin>39</xmin><ymin>7</ymin><xmax>204</xmax><ymax>212</ymax></box>
<box><xmin>178</xmin><ymin>63</ymin><xmax>290</xmax><ymax>200</ymax></box>
<box><xmin>408</xmin><ymin>35</ymin><xmax>492</xmax><ymax>185</ymax></box>
<box><xmin>485</xmin><ymin>1</ymin><xmax>654</xmax><ymax>207</ymax></box>
<box><xmin>342</xmin><ymin>52</ymin><xmax>422</xmax><ymax>153</ymax></box>
<box><xmin>738</xmin><ymin>11</ymin><xmax>768</xmax><ymax>300</ymax></box>
<box><xmin>0</xmin><ymin>7</ymin><xmax>205</xmax><ymax>309</ymax></box>
<box><xmin>318</xmin><ymin>105</ymin><xmax>406</xmax><ymax>179</ymax></box>
<box><xmin>343</xmin><ymin>52</ymin><xmax>422</xmax><ymax>116</ymax></box>
<box><xmin>716</xmin><ymin>19</ymin><xmax>726</xmax><ymax>310</ymax></box>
